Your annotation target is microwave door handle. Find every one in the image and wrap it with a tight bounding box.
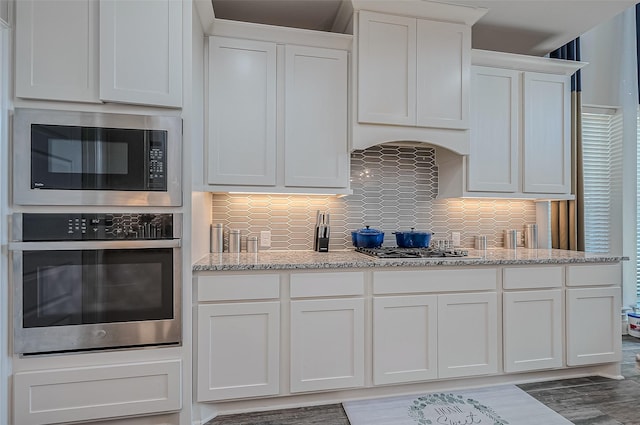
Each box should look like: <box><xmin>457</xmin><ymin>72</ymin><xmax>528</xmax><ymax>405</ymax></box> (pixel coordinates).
<box><xmin>8</xmin><ymin>239</ymin><xmax>181</xmax><ymax>251</ymax></box>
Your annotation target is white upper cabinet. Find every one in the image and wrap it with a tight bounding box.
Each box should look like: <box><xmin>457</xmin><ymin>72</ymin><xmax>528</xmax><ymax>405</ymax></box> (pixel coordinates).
<box><xmin>15</xmin><ymin>0</ymin><xmax>99</xmax><ymax>103</ymax></box>
<box><xmin>415</xmin><ymin>19</ymin><xmax>470</xmax><ymax>129</ymax></box>
<box><xmin>522</xmin><ymin>72</ymin><xmax>571</xmax><ymax>194</ymax></box>
<box><xmin>358</xmin><ymin>11</ymin><xmax>416</xmax><ymax>126</ymax></box>
<box><xmin>207</xmin><ymin>37</ymin><xmax>277</xmax><ymax>186</ymax></box>
<box><xmin>99</xmin><ymin>0</ymin><xmax>183</xmax><ymax>107</ymax></box>
<box><xmin>352</xmin><ymin>4</ymin><xmax>481</xmax><ymax>154</ymax></box>
<box><xmin>467</xmin><ymin>66</ymin><xmax>519</xmax><ymax>193</ymax></box>
<box><xmin>284</xmin><ymin>46</ymin><xmax>349</xmax><ymax>188</ymax></box>
<box><xmin>357</xmin><ymin>11</ymin><xmax>469</xmax><ymax>130</ymax></box>
<box><xmin>437</xmin><ymin>50</ymin><xmax>584</xmax><ymax>199</ymax></box>
<box><xmin>205</xmin><ymin>21</ymin><xmax>351</xmax><ymax>194</ymax></box>
<box><xmin>15</xmin><ymin>0</ymin><xmax>182</xmax><ymax>108</ymax></box>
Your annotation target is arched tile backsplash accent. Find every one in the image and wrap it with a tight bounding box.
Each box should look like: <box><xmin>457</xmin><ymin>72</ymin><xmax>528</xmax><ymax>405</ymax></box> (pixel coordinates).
<box><xmin>212</xmin><ymin>145</ymin><xmax>536</xmax><ymax>250</ymax></box>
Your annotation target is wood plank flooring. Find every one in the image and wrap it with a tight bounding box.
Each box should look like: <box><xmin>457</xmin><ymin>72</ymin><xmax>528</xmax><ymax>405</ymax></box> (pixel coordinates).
<box><xmin>207</xmin><ymin>336</ymin><xmax>640</xmax><ymax>425</ymax></box>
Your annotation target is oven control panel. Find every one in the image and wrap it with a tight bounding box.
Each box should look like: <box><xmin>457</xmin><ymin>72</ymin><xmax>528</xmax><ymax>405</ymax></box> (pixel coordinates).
<box><xmin>20</xmin><ymin>213</ymin><xmax>175</xmax><ymax>241</ymax></box>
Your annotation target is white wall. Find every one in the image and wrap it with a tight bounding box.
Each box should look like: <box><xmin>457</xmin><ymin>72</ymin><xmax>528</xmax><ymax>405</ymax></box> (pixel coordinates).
<box><xmin>581</xmin><ymin>7</ymin><xmax>638</xmax><ymax>308</ymax></box>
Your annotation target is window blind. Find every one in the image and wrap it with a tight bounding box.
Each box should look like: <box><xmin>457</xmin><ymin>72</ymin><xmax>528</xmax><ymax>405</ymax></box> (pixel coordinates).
<box><xmin>582</xmin><ymin>112</ymin><xmax>622</xmax><ymax>255</ymax></box>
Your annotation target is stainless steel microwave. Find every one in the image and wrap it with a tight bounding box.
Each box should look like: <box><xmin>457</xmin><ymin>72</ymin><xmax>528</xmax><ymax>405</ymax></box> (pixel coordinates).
<box><xmin>12</xmin><ymin>108</ymin><xmax>182</xmax><ymax>206</ymax></box>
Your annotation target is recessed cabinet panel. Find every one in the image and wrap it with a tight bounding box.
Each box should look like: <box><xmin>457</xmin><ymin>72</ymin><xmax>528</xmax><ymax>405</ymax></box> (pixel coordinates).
<box><xmin>566</xmin><ymin>263</ymin><xmax>621</xmax><ymax>287</ymax></box>
<box><xmin>358</xmin><ymin>11</ymin><xmax>416</xmax><ymax>125</ymax></box>
<box><xmin>197</xmin><ymin>302</ymin><xmax>280</xmax><ymax>401</ymax></box>
<box><xmin>437</xmin><ymin>292</ymin><xmax>498</xmax><ymax>378</ymax></box>
<box><xmin>15</xmin><ymin>0</ymin><xmax>99</xmax><ymax>102</ymax></box>
<box><xmin>373</xmin><ymin>295</ymin><xmax>438</xmax><ymax>385</ymax></box>
<box><xmin>566</xmin><ymin>287</ymin><xmax>621</xmax><ymax>366</ymax></box>
<box><xmin>99</xmin><ymin>0</ymin><xmax>183</xmax><ymax>107</ymax></box>
<box><xmin>416</xmin><ymin>20</ymin><xmax>470</xmax><ymax>129</ymax></box>
<box><xmin>503</xmin><ymin>290</ymin><xmax>563</xmax><ymax>372</ymax></box>
<box><xmin>14</xmin><ymin>360</ymin><xmax>181</xmax><ymax>425</ymax></box>
<box><xmin>284</xmin><ymin>46</ymin><xmax>349</xmax><ymax>188</ymax></box>
<box><xmin>290</xmin><ymin>298</ymin><xmax>365</xmax><ymax>393</ymax></box>
<box><xmin>523</xmin><ymin>72</ymin><xmax>571</xmax><ymax>194</ymax></box>
<box><xmin>468</xmin><ymin>66</ymin><xmax>519</xmax><ymax>192</ymax></box>
<box><xmin>208</xmin><ymin>37</ymin><xmax>277</xmax><ymax>186</ymax></box>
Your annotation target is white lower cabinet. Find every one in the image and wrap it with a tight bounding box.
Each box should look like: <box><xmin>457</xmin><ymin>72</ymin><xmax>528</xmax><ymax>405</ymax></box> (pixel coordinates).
<box><xmin>372</xmin><ymin>268</ymin><xmax>499</xmax><ymax>385</ymax></box>
<box><xmin>565</xmin><ymin>264</ymin><xmax>622</xmax><ymax>366</ymax></box>
<box><xmin>566</xmin><ymin>287</ymin><xmax>621</xmax><ymax>366</ymax></box>
<box><xmin>503</xmin><ymin>289</ymin><xmax>563</xmax><ymax>372</ymax></box>
<box><xmin>290</xmin><ymin>298</ymin><xmax>365</xmax><ymax>393</ymax></box>
<box><xmin>14</xmin><ymin>360</ymin><xmax>182</xmax><ymax>425</ymax></box>
<box><xmin>437</xmin><ymin>292</ymin><xmax>499</xmax><ymax>378</ymax></box>
<box><xmin>195</xmin><ymin>273</ymin><xmax>281</xmax><ymax>401</ymax></box>
<box><xmin>197</xmin><ymin>302</ymin><xmax>280</xmax><ymax>401</ymax></box>
<box><xmin>373</xmin><ymin>295</ymin><xmax>438</xmax><ymax>385</ymax></box>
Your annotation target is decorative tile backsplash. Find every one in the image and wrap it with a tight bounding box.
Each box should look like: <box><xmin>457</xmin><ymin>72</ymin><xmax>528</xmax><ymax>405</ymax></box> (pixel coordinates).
<box><xmin>211</xmin><ymin>145</ymin><xmax>536</xmax><ymax>250</ymax></box>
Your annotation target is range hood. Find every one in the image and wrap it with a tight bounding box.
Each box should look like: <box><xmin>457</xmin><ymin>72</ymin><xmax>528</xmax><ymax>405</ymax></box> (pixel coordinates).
<box><xmin>350</xmin><ymin>1</ymin><xmax>487</xmax><ymax>155</ymax></box>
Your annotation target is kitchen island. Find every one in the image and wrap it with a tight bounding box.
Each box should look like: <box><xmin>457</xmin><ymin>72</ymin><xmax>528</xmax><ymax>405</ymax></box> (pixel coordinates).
<box><xmin>192</xmin><ymin>249</ymin><xmax>626</xmax><ymax>421</ymax></box>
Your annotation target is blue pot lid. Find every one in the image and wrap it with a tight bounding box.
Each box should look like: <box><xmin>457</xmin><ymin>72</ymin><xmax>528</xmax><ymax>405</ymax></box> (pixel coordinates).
<box><xmin>355</xmin><ymin>225</ymin><xmax>383</xmax><ymax>235</ymax></box>
<box><xmin>394</xmin><ymin>228</ymin><xmax>432</xmax><ymax>235</ymax></box>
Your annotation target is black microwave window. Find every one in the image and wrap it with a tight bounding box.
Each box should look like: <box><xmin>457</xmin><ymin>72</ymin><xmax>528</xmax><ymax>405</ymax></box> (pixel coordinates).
<box><xmin>30</xmin><ymin>124</ymin><xmax>167</xmax><ymax>191</ymax></box>
<box><xmin>48</xmin><ymin>138</ymin><xmax>129</xmax><ymax>175</ymax></box>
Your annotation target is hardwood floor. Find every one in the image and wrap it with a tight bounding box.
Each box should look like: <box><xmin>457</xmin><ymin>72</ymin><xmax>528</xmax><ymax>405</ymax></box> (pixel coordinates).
<box><xmin>206</xmin><ymin>336</ymin><xmax>640</xmax><ymax>425</ymax></box>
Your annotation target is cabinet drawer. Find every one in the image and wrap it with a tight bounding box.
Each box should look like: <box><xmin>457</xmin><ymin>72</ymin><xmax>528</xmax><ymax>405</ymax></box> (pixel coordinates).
<box><xmin>373</xmin><ymin>268</ymin><xmax>497</xmax><ymax>294</ymax></box>
<box><xmin>503</xmin><ymin>266</ymin><xmax>563</xmax><ymax>289</ymax></box>
<box><xmin>290</xmin><ymin>271</ymin><xmax>364</xmax><ymax>298</ymax></box>
<box><xmin>14</xmin><ymin>360</ymin><xmax>182</xmax><ymax>425</ymax></box>
<box><xmin>197</xmin><ymin>274</ymin><xmax>280</xmax><ymax>301</ymax></box>
<box><xmin>566</xmin><ymin>263</ymin><xmax>621</xmax><ymax>287</ymax></box>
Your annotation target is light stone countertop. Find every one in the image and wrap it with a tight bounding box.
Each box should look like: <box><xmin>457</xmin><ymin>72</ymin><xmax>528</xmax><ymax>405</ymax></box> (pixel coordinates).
<box><xmin>192</xmin><ymin>248</ymin><xmax>628</xmax><ymax>272</ymax></box>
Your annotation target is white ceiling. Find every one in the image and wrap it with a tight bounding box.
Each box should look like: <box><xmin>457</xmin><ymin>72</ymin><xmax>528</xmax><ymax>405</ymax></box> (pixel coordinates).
<box><xmin>210</xmin><ymin>0</ymin><xmax>637</xmax><ymax>56</ymax></box>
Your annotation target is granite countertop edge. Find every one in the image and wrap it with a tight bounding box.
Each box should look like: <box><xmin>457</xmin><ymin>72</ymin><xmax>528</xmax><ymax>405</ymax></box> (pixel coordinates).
<box><xmin>192</xmin><ymin>249</ymin><xmax>628</xmax><ymax>272</ymax></box>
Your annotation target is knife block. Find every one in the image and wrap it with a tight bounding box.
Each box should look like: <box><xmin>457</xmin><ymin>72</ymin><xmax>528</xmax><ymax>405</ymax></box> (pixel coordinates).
<box><xmin>313</xmin><ymin>226</ymin><xmax>329</xmax><ymax>252</ymax></box>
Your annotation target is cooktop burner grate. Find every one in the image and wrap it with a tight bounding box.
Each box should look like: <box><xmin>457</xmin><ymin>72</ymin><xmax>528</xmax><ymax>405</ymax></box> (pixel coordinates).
<box><xmin>355</xmin><ymin>246</ymin><xmax>470</xmax><ymax>259</ymax></box>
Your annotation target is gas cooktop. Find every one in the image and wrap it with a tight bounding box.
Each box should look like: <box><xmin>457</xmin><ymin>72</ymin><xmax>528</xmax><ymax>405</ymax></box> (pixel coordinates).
<box><xmin>355</xmin><ymin>247</ymin><xmax>473</xmax><ymax>259</ymax></box>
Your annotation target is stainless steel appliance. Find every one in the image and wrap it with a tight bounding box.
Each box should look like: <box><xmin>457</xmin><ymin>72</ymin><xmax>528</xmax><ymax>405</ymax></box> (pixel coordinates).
<box><xmin>355</xmin><ymin>246</ymin><xmax>473</xmax><ymax>259</ymax></box>
<box><xmin>10</xmin><ymin>212</ymin><xmax>182</xmax><ymax>355</ymax></box>
<box><xmin>13</xmin><ymin>108</ymin><xmax>182</xmax><ymax>206</ymax></box>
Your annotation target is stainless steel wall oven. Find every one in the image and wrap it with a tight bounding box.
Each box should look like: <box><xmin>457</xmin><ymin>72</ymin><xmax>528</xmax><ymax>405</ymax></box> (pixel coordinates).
<box><xmin>13</xmin><ymin>108</ymin><xmax>182</xmax><ymax>206</ymax></box>
<box><xmin>10</xmin><ymin>212</ymin><xmax>182</xmax><ymax>355</ymax></box>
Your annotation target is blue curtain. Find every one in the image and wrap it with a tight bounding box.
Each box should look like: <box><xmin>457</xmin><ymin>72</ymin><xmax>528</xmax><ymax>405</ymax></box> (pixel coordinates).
<box><xmin>550</xmin><ymin>38</ymin><xmax>582</xmax><ymax>92</ymax></box>
<box><xmin>549</xmin><ymin>38</ymin><xmax>583</xmax><ymax>251</ymax></box>
<box><xmin>637</xmin><ymin>4</ymin><xmax>640</xmax><ymax>102</ymax></box>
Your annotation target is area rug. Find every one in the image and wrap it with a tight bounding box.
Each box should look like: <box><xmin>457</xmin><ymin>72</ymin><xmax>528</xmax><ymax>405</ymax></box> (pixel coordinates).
<box><xmin>343</xmin><ymin>384</ymin><xmax>573</xmax><ymax>425</ymax></box>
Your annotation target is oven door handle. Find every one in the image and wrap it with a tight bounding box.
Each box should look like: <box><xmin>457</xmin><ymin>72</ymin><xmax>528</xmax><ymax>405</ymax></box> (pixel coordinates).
<box><xmin>8</xmin><ymin>239</ymin><xmax>181</xmax><ymax>250</ymax></box>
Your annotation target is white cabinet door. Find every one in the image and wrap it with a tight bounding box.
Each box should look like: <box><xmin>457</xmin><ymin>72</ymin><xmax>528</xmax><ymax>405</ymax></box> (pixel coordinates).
<box><xmin>504</xmin><ymin>289</ymin><xmax>563</xmax><ymax>372</ymax></box>
<box><xmin>566</xmin><ymin>287</ymin><xmax>621</xmax><ymax>366</ymax></box>
<box><xmin>197</xmin><ymin>302</ymin><xmax>280</xmax><ymax>401</ymax></box>
<box><xmin>290</xmin><ymin>298</ymin><xmax>365</xmax><ymax>393</ymax></box>
<box><xmin>468</xmin><ymin>66</ymin><xmax>519</xmax><ymax>192</ymax></box>
<box><xmin>373</xmin><ymin>295</ymin><xmax>438</xmax><ymax>385</ymax></box>
<box><xmin>15</xmin><ymin>0</ymin><xmax>99</xmax><ymax>102</ymax></box>
<box><xmin>207</xmin><ymin>37</ymin><xmax>277</xmax><ymax>186</ymax></box>
<box><xmin>14</xmin><ymin>360</ymin><xmax>181</xmax><ymax>425</ymax></box>
<box><xmin>358</xmin><ymin>11</ymin><xmax>416</xmax><ymax>126</ymax></box>
<box><xmin>99</xmin><ymin>0</ymin><xmax>182</xmax><ymax>107</ymax></box>
<box><xmin>284</xmin><ymin>46</ymin><xmax>349</xmax><ymax>188</ymax></box>
<box><xmin>437</xmin><ymin>292</ymin><xmax>498</xmax><ymax>378</ymax></box>
<box><xmin>522</xmin><ymin>72</ymin><xmax>571</xmax><ymax>194</ymax></box>
<box><xmin>416</xmin><ymin>20</ymin><xmax>470</xmax><ymax>129</ymax></box>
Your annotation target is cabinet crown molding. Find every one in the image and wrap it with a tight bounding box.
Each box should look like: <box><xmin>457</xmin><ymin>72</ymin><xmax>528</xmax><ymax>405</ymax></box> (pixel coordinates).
<box><xmin>472</xmin><ymin>49</ymin><xmax>587</xmax><ymax>75</ymax></box>
<box><xmin>351</xmin><ymin>0</ymin><xmax>487</xmax><ymax>25</ymax></box>
<box><xmin>210</xmin><ymin>18</ymin><xmax>353</xmax><ymax>50</ymax></box>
